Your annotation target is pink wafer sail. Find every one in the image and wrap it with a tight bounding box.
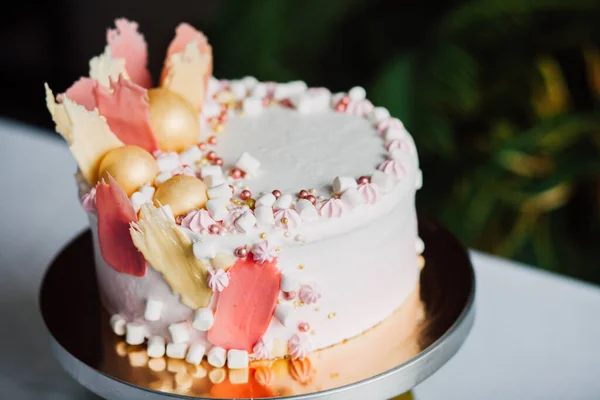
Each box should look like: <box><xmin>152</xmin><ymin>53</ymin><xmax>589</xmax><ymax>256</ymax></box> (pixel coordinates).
<box><xmin>107</xmin><ymin>19</ymin><xmax>152</xmax><ymax>88</ymax></box>
<box><xmin>96</xmin><ymin>175</ymin><xmax>146</xmax><ymax>277</ymax></box>
<box><xmin>61</xmin><ymin>78</ymin><xmax>97</xmax><ymax>111</ymax></box>
<box><xmin>94</xmin><ymin>75</ymin><xmax>159</xmax><ymax>153</ymax></box>
<box><xmin>208</xmin><ymin>257</ymin><xmax>281</xmax><ymax>351</ymax></box>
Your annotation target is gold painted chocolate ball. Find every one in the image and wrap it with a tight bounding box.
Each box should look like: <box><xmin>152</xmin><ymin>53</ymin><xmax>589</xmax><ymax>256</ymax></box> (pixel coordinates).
<box><xmin>153</xmin><ymin>175</ymin><xmax>208</xmax><ymax>217</ymax></box>
<box><xmin>98</xmin><ymin>145</ymin><xmax>159</xmax><ymax>196</ymax></box>
<box><xmin>148</xmin><ymin>88</ymin><xmax>201</xmax><ymax>152</ymax></box>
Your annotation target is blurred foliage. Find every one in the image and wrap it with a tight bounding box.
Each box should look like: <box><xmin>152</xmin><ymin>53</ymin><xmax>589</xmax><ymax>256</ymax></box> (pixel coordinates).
<box><xmin>208</xmin><ymin>0</ymin><xmax>600</xmax><ymax>283</ymax></box>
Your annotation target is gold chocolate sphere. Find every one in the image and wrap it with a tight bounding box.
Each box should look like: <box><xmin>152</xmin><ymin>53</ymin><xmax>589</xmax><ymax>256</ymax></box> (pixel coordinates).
<box><xmin>98</xmin><ymin>145</ymin><xmax>159</xmax><ymax>196</ymax></box>
<box><xmin>148</xmin><ymin>88</ymin><xmax>201</xmax><ymax>152</ymax></box>
<box><xmin>153</xmin><ymin>175</ymin><xmax>208</xmax><ymax>217</ymax></box>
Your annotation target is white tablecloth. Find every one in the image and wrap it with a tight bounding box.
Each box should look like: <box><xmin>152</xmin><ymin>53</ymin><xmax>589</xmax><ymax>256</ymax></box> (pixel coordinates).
<box><xmin>1</xmin><ymin>119</ymin><xmax>599</xmax><ymax>399</ymax></box>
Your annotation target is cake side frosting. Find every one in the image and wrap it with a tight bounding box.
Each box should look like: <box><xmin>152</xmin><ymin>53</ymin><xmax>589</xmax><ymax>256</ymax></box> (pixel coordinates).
<box><xmin>46</xmin><ymin>18</ymin><xmax>424</xmax><ymax>370</ymax></box>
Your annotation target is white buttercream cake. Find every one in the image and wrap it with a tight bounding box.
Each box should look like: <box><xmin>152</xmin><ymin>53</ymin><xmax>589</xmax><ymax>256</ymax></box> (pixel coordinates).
<box><xmin>45</xmin><ymin>19</ymin><xmax>424</xmax><ymax>370</ymax></box>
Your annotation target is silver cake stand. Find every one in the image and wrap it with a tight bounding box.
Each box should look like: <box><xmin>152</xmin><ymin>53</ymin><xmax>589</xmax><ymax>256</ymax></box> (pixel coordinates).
<box><xmin>40</xmin><ymin>214</ymin><xmax>475</xmax><ymax>400</ymax></box>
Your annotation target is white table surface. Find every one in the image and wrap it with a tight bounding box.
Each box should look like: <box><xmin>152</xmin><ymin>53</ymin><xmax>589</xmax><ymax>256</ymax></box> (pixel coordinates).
<box><xmin>1</xmin><ymin>119</ymin><xmax>600</xmax><ymax>400</ymax></box>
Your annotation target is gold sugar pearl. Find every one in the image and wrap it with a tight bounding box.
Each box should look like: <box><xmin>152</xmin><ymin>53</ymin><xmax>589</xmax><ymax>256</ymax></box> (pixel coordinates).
<box><xmin>284</xmin><ymin>232</ymin><xmax>291</xmax><ymax>237</ymax></box>
<box><xmin>298</xmin><ymin>264</ymin><xmax>305</xmax><ymax>270</ymax></box>
<box><xmin>309</xmin><ymin>188</ymin><xmax>317</xmax><ymax>194</ymax></box>
<box><xmin>275</xmin><ymin>246</ymin><xmax>281</xmax><ymax>252</ymax></box>
<box><xmin>328</xmin><ymin>312</ymin><xmax>337</xmax><ymax>319</ymax></box>
<box><xmin>310</xmin><ymin>330</ymin><xmax>316</xmax><ymax>335</ymax></box>
<box><xmin>293</xmin><ymin>301</ymin><xmax>300</xmax><ymax>309</ymax></box>
<box><xmin>245</xmin><ymin>198</ymin><xmax>256</xmax><ymax>209</ymax></box>
<box><xmin>260</xmin><ymin>232</ymin><xmax>267</xmax><ymax>239</ymax></box>
<box><xmin>213</xmin><ymin>123</ymin><xmax>226</xmax><ymax>134</ymax></box>
<box><xmin>314</xmin><ymin>307</ymin><xmax>320</xmax><ymax>312</ymax></box>
<box><xmin>281</xmin><ymin>217</ymin><xmax>289</xmax><ymax>225</ymax></box>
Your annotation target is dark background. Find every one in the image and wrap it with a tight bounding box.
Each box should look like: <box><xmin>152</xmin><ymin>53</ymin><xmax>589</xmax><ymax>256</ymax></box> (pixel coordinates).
<box><xmin>3</xmin><ymin>0</ymin><xmax>600</xmax><ymax>283</ymax></box>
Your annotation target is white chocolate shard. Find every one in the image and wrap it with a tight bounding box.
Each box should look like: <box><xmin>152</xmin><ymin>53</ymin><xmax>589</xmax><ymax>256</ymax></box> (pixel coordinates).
<box><xmin>89</xmin><ymin>46</ymin><xmax>128</xmax><ymax>88</ymax></box>
<box><xmin>44</xmin><ymin>88</ymin><xmax>124</xmax><ymax>184</ymax></box>
<box><xmin>162</xmin><ymin>41</ymin><xmax>211</xmax><ymax>112</ymax></box>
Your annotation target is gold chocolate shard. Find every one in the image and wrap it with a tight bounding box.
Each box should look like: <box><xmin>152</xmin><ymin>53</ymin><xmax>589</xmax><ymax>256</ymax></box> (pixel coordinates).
<box><xmin>130</xmin><ymin>203</ymin><xmax>213</xmax><ymax>309</ymax></box>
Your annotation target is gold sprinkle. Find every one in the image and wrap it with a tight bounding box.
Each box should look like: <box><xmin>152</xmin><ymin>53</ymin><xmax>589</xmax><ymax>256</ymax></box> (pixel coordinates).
<box><xmin>277</xmin><ymin>299</ymin><xmax>281</xmax><ymax>304</ymax></box>
<box><xmin>327</xmin><ymin>312</ymin><xmax>337</xmax><ymax>319</ymax></box>
<box><xmin>300</xmin><ymin>301</ymin><xmax>305</xmax><ymax>306</ymax></box>
<box><xmin>213</xmin><ymin>123</ymin><xmax>226</xmax><ymax>133</ymax></box>
<box><xmin>284</xmin><ymin>231</ymin><xmax>291</xmax><ymax>237</ymax></box>
<box><xmin>309</xmin><ymin>188</ymin><xmax>317</xmax><ymax>194</ymax></box>
<box><xmin>281</xmin><ymin>217</ymin><xmax>289</xmax><ymax>225</ymax></box>
<box><xmin>275</xmin><ymin>246</ymin><xmax>281</xmax><ymax>252</ymax></box>
<box><xmin>314</xmin><ymin>307</ymin><xmax>320</xmax><ymax>312</ymax></box>
<box><xmin>245</xmin><ymin>198</ymin><xmax>256</xmax><ymax>209</ymax></box>
<box><xmin>232</xmin><ymin>199</ymin><xmax>244</xmax><ymax>206</ymax></box>
<box><xmin>298</xmin><ymin>264</ymin><xmax>305</xmax><ymax>270</ymax></box>
<box><xmin>293</xmin><ymin>301</ymin><xmax>300</xmax><ymax>309</ymax></box>
<box><xmin>260</xmin><ymin>232</ymin><xmax>267</xmax><ymax>239</ymax></box>
<box><xmin>330</xmin><ymin>372</ymin><xmax>340</xmax><ymax>379</ymax></box>
<box><xmin>310</xmin><ymin>330</ymin><xmax>316</xmax><ymax>335</ymax></box>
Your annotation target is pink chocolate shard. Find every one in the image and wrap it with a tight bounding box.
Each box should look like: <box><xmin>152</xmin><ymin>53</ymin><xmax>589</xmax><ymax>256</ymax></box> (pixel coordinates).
<box><xmin>160</xmin><ymin>23</ymin><xmax>213</xmax><ymax>84</ymax></box>
<box><xmin>208</xmin><ymin>257</ymin><xmax>281</xmax><ymax>351</ymax></box>
<box><xmin>94</xmin><ymin>75</ymin><xmax>159</xmax><ymax>153</ymax></box>
<box><xmin>96</xmin><ymin>175</ymin><xmax>146</xmax><ymax>277</ymax></box>
<box><xmin>107</xmin><ymin>18</ymin><xmax>152</xmax><ymax>89</ymax></box>
<box><xmin>61</xmin><ymin>78</ymin><xmax>97</xmax><ymax>111</ymax></box>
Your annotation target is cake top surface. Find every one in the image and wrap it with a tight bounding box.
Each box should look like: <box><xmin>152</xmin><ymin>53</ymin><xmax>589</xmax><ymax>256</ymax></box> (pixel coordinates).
<box><xmin>218</xmin><ymin>106</ymin><xmax>384</xmax><ymax>195</ymax></box>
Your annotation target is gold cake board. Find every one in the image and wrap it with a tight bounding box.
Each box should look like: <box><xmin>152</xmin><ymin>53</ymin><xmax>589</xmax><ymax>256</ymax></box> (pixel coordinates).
<box><xmin>40</xmin><ymin>214</ymin><xmax>475</xmax><ymax>399</ymax></box>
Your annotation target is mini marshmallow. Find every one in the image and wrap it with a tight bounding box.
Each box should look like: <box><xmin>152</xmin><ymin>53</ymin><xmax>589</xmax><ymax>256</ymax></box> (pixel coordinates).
<box><xmin>349</xmin><ymin>86</ymin><xmax>366</xmax><ymax>101</ymax></box>
<box><xmin>130</xmin><ymin>191</ymin><xmax>147</xmax><ymax>213</ymax></box>
<box><xmin>234</xmin><ymin>211</ymin><xmax>257</xmax><ymax>233</ymax></box>
<box><xmin>290</xmin><ymin>94</ymin><xmax>313</xmax><ymax>114</ymax></box>
<box><xmin>207</xmin><ymin>183</ymin><xmax>233</xmax><ymax>200</ymax></box>
<box><xmin>202</xmin><ymin>101</ymin><xmax>221</xmax><ymax>118</ymax></box>
<box><xmin>295</xmin><ymin>199</ymin><xmax>319</xmax><ymax>221</ymax></box>
<box><xmin>208</xmin><ymin>368</ymin><xmax>226</xmax><ymax>384</ymax></box>
<box><xmin>144</xmin><ymin>299</ymin><xmax>163</xmax><ymax>321</ymax></box>
<box><xmin>207</xmin><ymin>346</ymin><xmax>227</xmax><ymax>368</ymax></box>
<box><xmin>139</xmin><ymin>185</ymin><xmax>156</xmax><ymax>199</ymax></box>
<box><xmin>168</xmin><ymin>322</ymin><xmax>190</xmax><ymax>344</ymax></box>
<box><xmin>126</xmin><ymin>323</ymin><xmax>146</xmax><ymax>345</ymax></box>
<box><xmin>242</xmin><ymin>76</ymin><xmax>258</xmax><ymax>90</ymax></box>
<box><xmin>110</xmin><ymin>314</ymin><xmax>126</xmax><ymax>336</ymax></box>
<box><xmin>256</xmin><ymin>193</ymin><xmax>276</xmax><ymax>207</ymax></box>
<box><xmin>368</xmin><ymin>106</ymin><xmax>390</xmax><ymax>125</ymax></box>
<box><xmin>147</xmin><ymin>336</ymin><xmax>166</xmax><ymax>358</ymax></box>
<box><xmin>204</xmin><ymin>174</ymin><xmax>225</xmax><ymax>188</ymax></box>
<box><xmin>157</xmin><ymin>153</ymin><xmax>181</xmax><ymax>172</ymax></box>
<box><xmin>274</xmin><ymin>81</ymin><xmax>307</xmax><ymax>99</ymax></box>
<box><xmin>193</xmin><ymin>241</ymin><xmax>216</xmax><ymax>260</ymax></box>
<box><xmin>273</xmin><ymin>194</ymin><xmax>293</xmax><ymax>210</ymax></box>
<box><xmin>192</xmin><ymin>308</ymin><xmax>214</xmax><ymax>331</ymax></box>
<box><xmin>166</xmin><ymin>343</ymin><xmax>188</xmax><ymax>359</ymax></box>
<box><xmin>255</xmin><ymin>205</ymin><xmax>275</xmax><ymax>228</ymax></box>
<box><xmin>416</xmin><ymin>169</ymin><xmax>423</xmax><ymax>189</ymax></box>
<box><xmin>179</xmin><ymin>146</ymin><xmax>203</xmax><ymax>166</ymax></box>
<box><xmin>341</xmin><ymin>188</ymin><xmax>364</xmax><ymax>208</ymax></box>
<box><xmin>201</xmin><ymin>165</ymin><xmax>223</xmax><ymax>179</ymax></box>
<box><xmin>230</xmin><ymin>81</ymin><xmax>247</xmax><ymax>100</ymax></box>
<box><xmin>206</xmin><ymin>199</ymin><xmax>229</xmax><ymax>221</ymax></box>
<box><xmin>251</xmin><ymin>82</ymin><xmax>268</xmax><ymax>98</ymax></box>
<box><xmin>371</xmin><ymin>170</ymin><xmax>394</xmax><ymax>193</ymax></box>
<box><xmin>416</xmin><ymin>237</ymin><xmax>425</xmax><ymax>254</ymax></box>
<box><xmin>332</xmin><ymin>176</ymin><xmax>358</xmax><ymax>194</ymax></box>
<box><xmin>309</xmin><ymin>89</ymin><xmax>332</xmax><ymax>112</ymax></box>
<box><xmin>159</xmin><ymin>204</ymin><xmax>175</xmax><ymax>222</ymax></box>
<box><xmin>385</xmin><ymin>126</ymin><xmax>407</xmax><ymax>141</ymax></box>
<box><xmin>227</xmin><ymin>349</ymin><xmax>249</xmax><ymax>369</ymax></box>
<box><xmin>242</xmin><ymin>97</ymin><xmax>263</xmax><ymax>116</ymax></box>
<box><xmin>274</xmin><ymin>303</ymin><xmax>296</xmax><ymax>327</ymax></box>
<box><xmin>281</xmin><ymin>272</ymin><xmax>300</xmax><ymax>292</ymax></box>
<box><xmin>155</xmin><ymin>171</ymin><xmax>173</xmax><ymax>185</ymax></box>
<box><xmin>185</xmin><ymin>344</ymin><xmax>207</xmax><ymax>365</ymax></box>
<box><xmin>235</xmin><ymin>152</ymin><xmax>260</xmax><ymax>176</ymax></box>
<box><xmin>207</xmin><ymin>77</ymin><xmax>220</xmax><ymax>97</ymax></box>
